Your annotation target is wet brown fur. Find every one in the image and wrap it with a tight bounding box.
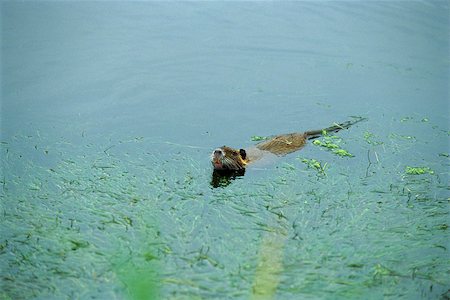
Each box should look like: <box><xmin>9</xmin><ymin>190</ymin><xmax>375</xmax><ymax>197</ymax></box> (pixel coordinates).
<box><xmin>215</xmin><ymin>146</ymin><xmax>248</xmax><ymax>170</ymax></box>
<box><xmin>255</xmin><ymin>132</ymin><xmax>307</xmax><ymax>155</ymax></box>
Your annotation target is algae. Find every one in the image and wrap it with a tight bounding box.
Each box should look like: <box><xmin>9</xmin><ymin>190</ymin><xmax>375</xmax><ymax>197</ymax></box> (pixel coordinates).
<box><xmin>312</xmin><ymin>133</ymin><xmax>354</xmax><ymax>157</ymax></box>
<box><xmin>251</xmin><ymin>136</ymin><xmax>269</xmax><ymax>142</ymax></box>
<box><xmin>405</xmin><ymin>166</ymin><xmax>434</xmax><ymax>175</ymax></box>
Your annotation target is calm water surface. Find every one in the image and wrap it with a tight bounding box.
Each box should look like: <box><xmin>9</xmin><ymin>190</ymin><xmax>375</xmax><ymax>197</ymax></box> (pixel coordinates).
<box><xmin>1</xmin><ymin>2</ymin><xmax>449</xmax><ymax>299</ymax></box>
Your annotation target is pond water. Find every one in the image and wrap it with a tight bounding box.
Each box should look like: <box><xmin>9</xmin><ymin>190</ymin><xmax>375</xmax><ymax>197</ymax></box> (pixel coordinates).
<box><xmin>1</xmin><ymin>2</ymin><xmax>449</xmax><ymax>299</ymax></box>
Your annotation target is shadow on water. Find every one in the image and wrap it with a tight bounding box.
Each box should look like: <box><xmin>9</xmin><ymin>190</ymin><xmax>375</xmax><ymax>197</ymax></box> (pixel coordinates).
<box><xmin>210</xmin><ymin>169</ymin><xmax>246</xmax><ymax>188</ymax></box>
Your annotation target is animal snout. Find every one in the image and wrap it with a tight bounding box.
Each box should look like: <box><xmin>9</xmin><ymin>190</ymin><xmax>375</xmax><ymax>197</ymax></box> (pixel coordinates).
<box><xmin>213</xmin><ymin>148</ymin><xmax>225</xmax><ymax>158</ymax></box>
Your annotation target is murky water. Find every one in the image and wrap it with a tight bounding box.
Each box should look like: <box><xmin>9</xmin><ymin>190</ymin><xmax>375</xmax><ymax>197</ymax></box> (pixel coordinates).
<box><xmin>1</xmin><ymin>2</ymin><xmax>449</xmax><ymax>299</ymax></box>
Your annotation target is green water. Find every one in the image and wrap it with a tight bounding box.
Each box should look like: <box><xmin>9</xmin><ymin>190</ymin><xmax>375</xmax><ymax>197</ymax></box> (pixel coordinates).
<box><xmin>1</xmin><ymin>117</ymin><xmax>448</xmax><ymax>299</ymax></box>
<box><xmin>1</xmin><ymin>2</ymin><xmax>449</xmax><ymax>299</ymax></box>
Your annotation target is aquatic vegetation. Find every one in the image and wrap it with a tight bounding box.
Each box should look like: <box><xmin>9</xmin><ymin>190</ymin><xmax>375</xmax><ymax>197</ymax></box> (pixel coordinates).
<box><xmin>400</xmin><ymin>116</ymin><xmax>430</xmax><ymax>123</ymax></box>
<box><xmin>312</xmin><ymin>134</ymin><xmax>354</xmax><ymax>157</ymax></box>
<box><xmin>405</xmin><ymin>166</ymin><xmax>434</xmax><ymax>175</ymax></box>
<box><xmin>1</xmin><ymin>128</ymin><xmax>448</xmax><ymax>299</ymax></box>
<box><xmin>251</xmin><ymin>135</ymin><xmax>269</xmax><ymax>142</ymax></box>
<box><xmin>1</xmin><ymin>1</ymin><xmax>448</xmax><ymax>298</ymax></box>
<box><xmin>389</xmin><ymin>133</ymin><xmax>417</xmax><ymax>141</ymax></box>
<box><xmin>313</xmin><ymin>139</ymin><xmax>339</xmax><ymax>149</ymax></box>
<box><xmin>400</xmin><ymin>116</ymin><xmax>414</xmax><ymax>122</ymax></box>
<box><xmin>332</xmin><ymin>149</ymin><xmax>353</xmax><ymax>157</ymax></box>
<box><xmin>373</xmin><ymin>263</ymin><xmax>399</xmax><ymax>279</ymax></box>
<box><xmin>363</xmin><ymin>132</ymin><xmax>383</xmax><ymax>145</ymax></box>
<box><xmin>298</xmin><ymin>158</ymin><xmax>328</xmax><ymax>176</ymax></box>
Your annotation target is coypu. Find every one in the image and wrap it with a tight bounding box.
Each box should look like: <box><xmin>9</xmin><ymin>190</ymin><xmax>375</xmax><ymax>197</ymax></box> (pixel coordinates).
<box><xmin>211</xmin><ymin>117</ymin><xmax>366</xmax><ymax>171</ymax></box>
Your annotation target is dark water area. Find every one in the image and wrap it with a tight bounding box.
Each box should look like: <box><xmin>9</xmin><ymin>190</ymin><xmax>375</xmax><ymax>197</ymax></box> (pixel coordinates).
<box><xmin>1</xmin><ymin>2</ymin><xmax>449</xmax><ymax>299</ymax></box>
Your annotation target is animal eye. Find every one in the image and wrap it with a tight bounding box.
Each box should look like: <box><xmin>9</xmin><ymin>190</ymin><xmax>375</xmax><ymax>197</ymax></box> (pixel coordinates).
<box><xmin>239</xmin><ymin>149</ymin><xmax>247</xmax><ymax>159</ymax></box>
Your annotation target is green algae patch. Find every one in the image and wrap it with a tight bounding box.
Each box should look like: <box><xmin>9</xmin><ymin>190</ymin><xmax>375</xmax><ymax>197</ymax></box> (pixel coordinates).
<box><xmin>312</xmin><ymin>133</ymin><xmax>354</xmax><ymax>157</ymax></box>
<box><xmin>332</xmin><ymin>149</ymin><xmax>353</xmax><ymax>157</ymax></box>
<box><xmin>373</xmin><ymin>264</ymin><xmax>400</xmax><ymax>279</ymax></box>
<box><xmin>405</xmin><ymin>166</ymin><xmax>434</xmax><ymax>175</ymax></box>
<box><xmin>69</xmin><ymin>240</ymin><xmax>90</xmax><ymax>251</ymax></box>
<box><xmin>363</xmin><ymin>132</ymin><xmax>383</xmax><ymax>145</ymax></box>
<box><xmin>298</xmin><ymin>158</ymin><xmax>328</xmax><ymax>176</ymax></box>
<box><xmin>313</xmin><ymin>139</ymin><xmax>339</xmax><ymax>149</ymax></box>
<box><xmin>251</xmin><ymin>135</ymin><xmax>269</xmax><ymax>142</ymax></box>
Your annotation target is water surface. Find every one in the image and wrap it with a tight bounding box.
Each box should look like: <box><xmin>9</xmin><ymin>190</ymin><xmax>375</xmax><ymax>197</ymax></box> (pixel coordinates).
<box><xmin>1</xmin><ymin>2</ymin><xmax>449</xmax><ymax>299</ymax></box>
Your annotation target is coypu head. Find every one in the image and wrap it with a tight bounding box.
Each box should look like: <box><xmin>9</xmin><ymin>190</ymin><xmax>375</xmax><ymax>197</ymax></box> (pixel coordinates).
<box><xmin>211</xmin><ymin>146</ymin><xmax>248</xmax><ymax>170</ymax></box>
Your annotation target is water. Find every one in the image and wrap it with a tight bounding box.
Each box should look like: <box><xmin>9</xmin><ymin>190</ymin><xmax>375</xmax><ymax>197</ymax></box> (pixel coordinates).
<box><xmin>1</xmin><ymin>2</ymin><xmax>449</xmax><ymax>299</ymax></box>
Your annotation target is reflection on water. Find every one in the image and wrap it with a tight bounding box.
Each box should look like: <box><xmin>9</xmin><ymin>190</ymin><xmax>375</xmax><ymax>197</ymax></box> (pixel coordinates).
<box><xmin>251</xmin><ymin>225</ymin><xmax>287</xmax><ymax>299</ymax></box>
<box><xmin>210</xmin><ymin>169</ymin><xmax>246</xmax><ymax>188</ymax></box>
<box><xmin>1</xmin><ymin>1</ymin><xmax>449</xmax><ymax>299</ymax></box>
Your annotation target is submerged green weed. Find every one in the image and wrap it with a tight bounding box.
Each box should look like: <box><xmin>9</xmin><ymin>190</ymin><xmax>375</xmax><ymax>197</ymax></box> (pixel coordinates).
<box><xmin>400</xmin><ymin>116</ymin><xmax>414</xmax><ymax>122</ymax></box>
<box><xmin>313</xmin><ymin>139</ymin><xmax>339</xmax><ymax>149</ymax></box>
<box><xmin>332</xmin><ymin>149</ymin><xmax>353</xmax><ymax>157</ymax></box>
<box><xmin>389</xmin><ymin>133</ymin><xmax>416</xmax><ymax>141</ymax></box>
<box><xmin>373</xmin><ymin>264</ymin><xmax>400</xmax><ymax>279</ymax></box>
<box><xmin>363</xmin><ymin>132</ymin><xmax>383</xmax><ymax>145</ymax></box>
<box><xmin>400</xmin><ymin>116</ymin><xmax>429</xmax><ymax>123</ymax></box>
<box><xmin>312</xmin><ymin>133</ymin><xmax>354</xmax><ymax>157</ymax></box>
<box><xmin>251</xmin><ymin>135</ymin><xmax>269</xmax><ymax>142</ymax></box>
<box><xmin>405</xmin><ymin>166</ymin><xmax>434</xmax><ymax>175</ymax></box>
<box><xmin>298</xmin><ymin>158</ymin><xmax>328</xmax><ymax>176</ymax></box>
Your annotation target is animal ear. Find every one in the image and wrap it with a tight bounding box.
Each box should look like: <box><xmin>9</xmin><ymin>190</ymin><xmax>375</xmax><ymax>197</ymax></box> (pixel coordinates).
<box><xmin>239</xmin><ymin>149</ymin><xmax>247</xmax><ymax>160</ymax></box>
